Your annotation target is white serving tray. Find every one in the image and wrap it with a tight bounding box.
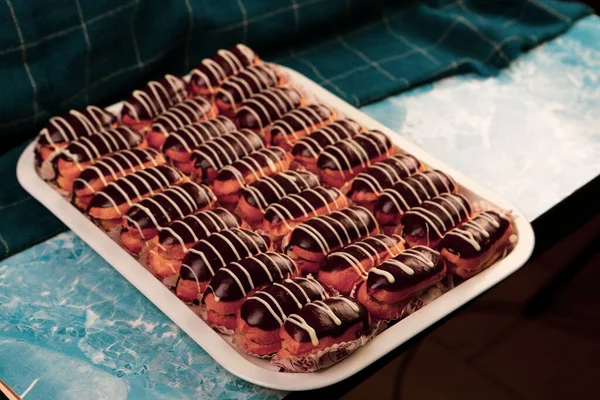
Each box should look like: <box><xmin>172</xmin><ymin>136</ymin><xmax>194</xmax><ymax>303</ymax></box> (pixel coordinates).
<box><xmin>17</xmin><ymin>67</ymin><xmax>535</xmax><ymax>391</ymax></box>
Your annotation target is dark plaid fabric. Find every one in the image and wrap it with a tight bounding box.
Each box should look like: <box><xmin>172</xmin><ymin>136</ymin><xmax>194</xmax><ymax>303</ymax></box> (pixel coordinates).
<box><xmin>0</xmin><ymin>0</ymin><xmax>590</xmax><ymax>259</ymax></box>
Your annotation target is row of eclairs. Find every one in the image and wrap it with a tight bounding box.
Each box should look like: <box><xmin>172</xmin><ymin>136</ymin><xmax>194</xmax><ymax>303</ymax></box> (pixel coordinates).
<box><xmin>34</xmin><ymin>44</ymin><xmax>517</xmax><ymax>371</ymax></box>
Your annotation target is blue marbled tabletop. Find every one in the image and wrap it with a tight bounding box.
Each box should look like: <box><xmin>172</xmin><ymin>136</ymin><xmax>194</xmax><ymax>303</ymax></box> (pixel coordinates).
<box><xmin>2</xmin><ymin>15</ymin><xmax>599</xmax><ymax>399</ymax></box>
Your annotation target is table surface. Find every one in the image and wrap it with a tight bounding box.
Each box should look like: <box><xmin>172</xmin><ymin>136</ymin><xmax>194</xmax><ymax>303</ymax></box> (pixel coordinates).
<box><xmin>1</xmin><ymin>15</ymin><xmax>599</xmax><ymax>400</ymax></box>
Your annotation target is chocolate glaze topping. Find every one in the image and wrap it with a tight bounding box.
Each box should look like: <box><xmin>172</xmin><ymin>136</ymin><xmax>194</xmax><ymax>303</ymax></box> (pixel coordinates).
<box><xmin>401</xmin><ymin>193</ymin><xmax>472</xmax><ymax>242</ymax></box>
<box><xmin>240</xmin><ymin>277</ymin><xmax>328</xmax><ymax>331</ymax></box>
<box><xmin>179</xmin><ymin>228</ymin><xmax>270</xmax><ymax>282</ymax></box>
<box><xmin>438</xmin><ymin>211</ymin><xmax>511</xmax><ymax>259</ymax></box>
<box><xmin>236</xmin><ymin>87</ymin><xmax>302</xmax><ymax>131</ymax></box>
<box><xmin>87</xmin><ymin>165</ymin><xmax>183</xmax><ymax>213</ymax></box>
<box><xmin>191</xmin><ymin>130</ymin><xmax>264</xmax><ymax>171</ymax></box>
<box><xmin>163</xmin><ymin>116</ymin><xmax>236</xmax><ymax>154</ymax></box>
<box><xmin>215</xmin><ymin>64</ymin><xmax>281</xmax><ymax>109</ymax></box>
<box><xmin>367</xmin><ymin>246</ymin><xmax>444</xmax><ymax>293</ymax></box>
<box><xmin>158</xmin><ymin>207</ymin><xmax>239</xmax><ymax>248</ymax></box>
<box><xmin>214</xmin><ymin>147</ymin><xmax>289</xmax><ymax>186</ymax></box>
<box><xmin>124</xmin><ymin>182</ymin><xmax>216</xmax><ymax>235</ymax></box>
<box><xmin>286</xmin><ymin>206</ymin><xmax>378</xmax><ymax>255</ymax></box>
<box><xmin>57</xmin><ymin>126</ymin><xmax>142</xmax><ymax>164</ymax></box>
<box><xmin>121</xmin><ymin>75</ymin><xmax>187</xmax><ymax>121</ymax></box>
<box><xmin>348</xmin><ymin>154</ymin><xmax>422</xmax><ymax>197</ymax></box>
<box><xmin>205</xmin><ymin>252</ymin><xmax>298</xmax><ymax>303</ymax></box>
<box><xmin>241</xmin><ymin>171</ymin><xmax>319</xmax><ymax>211</ymax></box>
<box><xmin>190</xmin><ymin>44</ymin><xmax>257</xmax><ymax>92</ymax></box>
<box><xmin>320</xmin><ymin>234</ymin><xmax>404</xmax><ymax>276</ymax></box>
<box><xmin>317</xmin><ymin>130</ymin><xmax>392</xmax><ymax>174</ymax></box>
<box><xmin>375</xmin><ymin>170</ymin><xmax>456</xmax><ymax>216</ymax></box>
<box><xmin>37</xmin><ymin>105</ymin><xmax>116</xmax><ymax>147</ymax></box>
<box><xmin>264</xmin><ymin>187</ymin><xmax>345</xmax><ymax>226</ymax></box>
<box><xmin>73</xmin><ymin>148</ymin><xmax>163</xmax><ymax>193</ymax></box>
<box><xmin>284</xmin><ymin>296</ymin><xmax>369</xmax><ymax>344</ymax></box>
<box><xmin>151</xmin><ymin>96</ymin><xmax>214</xmax><ymax>134</ymax></box>
<box><xmin>292</xmin><ymin>119</ymin><xmax>361</xmax><ymax>159</ymax></box>
<box><xmin>270</xmin><ymin>105</ymin><xmax>334</xmax><ymax>146</ymax></box>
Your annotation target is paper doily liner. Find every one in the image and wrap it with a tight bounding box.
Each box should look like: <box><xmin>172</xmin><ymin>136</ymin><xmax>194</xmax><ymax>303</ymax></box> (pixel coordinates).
<box><xmin>271</xmin><ymin>333</ymin><xmax>372</xmax><ymax>373</ymax></box>
<box><xmin>350</xmin><ymin>278</ymin><xmax>450</xmax><ymax>332</ymax></box>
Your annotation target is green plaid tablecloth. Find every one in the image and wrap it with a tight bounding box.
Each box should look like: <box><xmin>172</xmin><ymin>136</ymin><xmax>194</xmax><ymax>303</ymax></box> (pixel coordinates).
<box><xmin>0</xmin><ymin>0</ymin><xmax>590</xmax><ymax>259</ymax></box>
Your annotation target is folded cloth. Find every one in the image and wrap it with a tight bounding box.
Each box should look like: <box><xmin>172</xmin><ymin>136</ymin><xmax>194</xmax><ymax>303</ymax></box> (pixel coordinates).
<box><xmin>0</xmin><ymin>0</ymin><xmax>590</xmax><ymax>259</ymax></box>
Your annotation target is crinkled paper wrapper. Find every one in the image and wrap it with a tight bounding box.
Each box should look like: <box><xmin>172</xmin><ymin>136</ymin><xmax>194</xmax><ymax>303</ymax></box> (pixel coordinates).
<box><xmin>271</xmin><ymin>333</ymin><xmax>373</xmax><ymax>373</ymax></box>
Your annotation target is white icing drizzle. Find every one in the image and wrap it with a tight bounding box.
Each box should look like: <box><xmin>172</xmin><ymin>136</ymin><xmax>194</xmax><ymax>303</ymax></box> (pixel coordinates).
<box><xmin>191</xmin><ymin>44</ymin><xmax>253</xmax><ymax>92</ymax></box>
<box><xmin>192</xmin><ymin>130</ymin><xmax>261</xmax><ymax>170</ymax></box>
<box><xmin>369</xmin><ymin>247</ymin><xmax>435</xmax><ymax>284</ymax></box>
<box><xmin>404</xmin><ymin>193</ymin><xmax>470</xmax><ymax>239</ymax></box>
<box><xmin>293</xmin><ymin>121</ymin><xmax>358</xmax><ymax>159</ymax></box>
<box><xmin>92</xmin><ymin>166</ymin><xmax>177</xmax><ymax>215</ymax></box>
<box><xmin>352</xmin><ymin>155</ymin><xmax>417</xmax><ymax>195</ymax></box>
<box><xmin>236</xmin><ymin>88</ymin><xmax>300</xmax><ymax>130</ymax></box>
<box><xmin>271</xmin><ymin>105</ymin><xmax>330</xmax><ymax>145</ymax></box>
<box><xmin>266</xmin><ymin>187</ymin><xmax>343</xmax><ymax>231</ymax></box>
<box><xmin>319</xmin><ymin>131</ymin><xmax>389</xmax><ymax>175</ymax></box>
<box><xmin>306</xmin><ymin>300</ymin><xmax>342</xmax><ymax>325</ymax></box>
<box><xmin>286</xmin><ymin>315</ymin><xmax>319</xmax><ymax>346</ymax></box>
<box><xmin>167</xmin><ymin>116</ymin><xmax>235</xmax><ymax>153</ymax></box>
<box><xmin>125</xmin><ymin>182</ymin><xmax>214</xmax><ymax>237</ymax></box>
<box><xmin>443</xmin><ymin>211</ymin><xmax>502</xmax><ymax>251</ymax></box>
<box><xmin>378</xmin><ymin>170</ymin><xmax>452</xmax><ymax>214</ymax></box>
<box><xmin>218</xmin><ymin>147</ymin><xmax>287</xmax><ymax>188</ymax></box>
<box><xmin>60</xmin><ymin>126</ymin><xmax>139</xmax><ymax>169</ymax></box>
<box><xmin>242</xmin><ymin>171</ymin><xmax>312</xmax><ymax>211</ymax></box>
<box><xmin>39</xmin><ymin>106</ymin><xmax>111</xmax><ymax>145</ymax></box>
<box><xmin>122</xmin><ymin>75</ymin><xmax>186</xmax><ymax>121</ymax></box>
<box><xmin>159</xmin><ymin>208</ymin><xmax>234</xmax><ymax>251</ymax></box>
<box><xmin>291</xmin><ymin>207</ymin><xmax>373</xmax><ymax>255</ymax></box>
<box><xmin>151</xmin><ymin>96</ymin><xmax>212</xmax><ymax>133</ymax></box>
<box><xmin>74</xmin><ymin>149</ymin><xmax>159</xmax><ymax>194</ymax></box>
<box><xmin>216</xmin><ymin>64</ymin><xmax>279</xmax><ymax>111</ymax></box>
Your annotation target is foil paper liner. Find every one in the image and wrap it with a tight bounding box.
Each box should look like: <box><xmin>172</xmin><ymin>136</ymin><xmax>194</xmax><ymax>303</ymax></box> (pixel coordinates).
<box><xmin>271</xmin><ymin>334</ymin><xmax>371</xmax><ymax>373</ymax></box>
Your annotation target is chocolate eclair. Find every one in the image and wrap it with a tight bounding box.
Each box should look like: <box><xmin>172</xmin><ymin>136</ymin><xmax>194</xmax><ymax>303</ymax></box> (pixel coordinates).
<box><xmin>347</xmin><ymin>154</ymin><xmax>423</xmax><ymax>210</ymax></box>
<box><xmin>236</xmin><ymin>277</ymin><xmax>329</xmax><ymax>356</ymax></box>
<box><xmin>400</xmin><ymin>192</ymin><xmax>472</xmax><ymax>248</ymax></box>
<box><xmin>147</xmin><ymin>208</ymin><xmax>241</xmax><ymax>285</ymax></box>
<box><xmin>54</xmin><ymin>126</ymin><xmax>144</xmax><ymax>192</ymax></box>
<box><xmin>284</xmin><ymin>206</ymin><xmax>379</xmax><ymax>274</ymax></box>
<box><xmin>355</xmin><ymin>246</ymin><xmax>447</xmax><ymax>320</ymax></box>
<box><xmin>318</xmin><ymin>234</ymin><xmax>405</xmax><ymax>295</ymax></box>
<box><xmin>237</xmin><ymin>170</ymin><xmax>320</xmax><ymax>223</ymax></box>
<box><xmin>212</xmin><ymin>147</ymin><xmax>293</xmax><ymax>207</ymax></box>
<box><xmin>146</xmin><ymin>96</ymin><xmax>218</xmax><ymax>150</ymax></box>
<box><xmin>374</xmin><ymin>169</ymin><xmax>456</xmax><ymax>231</ymax></box>
<box><xmin>439</xmin><ymin>210</ymin><xmax>515</xmax><ymax>278</ymax></box>
<box><xmin>263</xmin><ymin>186</ymin><xmax>348</xmax><ymax>244</ymax></box>
<box><xmin>189</xmin><ymin>44</ymin><xmax>260</xmax><ymax>96</ymax></box>
<box><xmin>268</xmin><ymin>104</ymin><xmax>337</xmax><ymax>151</ymax></box>
<box><xmin>120</xmin><ymin>182</ymin><xmax>217</xmax><ymax>255</ymax></box>
<box><xmin>175</xmin><ymin>228</ymin><xmax>272</xmax><ymax>304</ymax></box>
<box><xmin>277</xmin><ymin>296</ymin><xmax>370</xmax><ymax>360</ymax></box>
<box><xmin>317</xmin><ymin>130</ymin><xmax>394</xmax><ymax>188</ymax></box>
<box><xmin>86</xmin><ymin>165</ymin><xmax>186</xmax><ymax>230</ymax></box>
<box><xmin>203</xmin><ymin>252</ymin><xmax>299</xmax><ymax>331</ymax></box>
<box><xmin>121</xmin><ymin>74</ymin><xmax>188</xmax><ymax>131</ymax></box>
<box><xmin>72</xmin><ymin>148</ymin><xmax>165</xmax><ymax>211</ymax></box>
<box><xmin>190</xmin><ymin>130</ymin><xmax>264</xmax><ymax>183</ymax></box>
<box><xmin>215</xmin><ymin>63</ymin><xmax>287</xmax><ymax>116</ymax></box>
<box><xmin>291</xmin><ymin>119</ymin><xmax>362</xmax><ymax>173</ymax></box>
<box><xmin>35</xmin><ymin>105</ymin><xmax>116</xmax><ymax>178</ymax></box>
<box><xmin>162</xmin><ymin>116</ymin><xmax>237</xmax><ymax>174</ymax></box>
<box><xmin>235</xmin><ymin>87</ymin><xmax>306</xmax><ymax>142</ymax></box>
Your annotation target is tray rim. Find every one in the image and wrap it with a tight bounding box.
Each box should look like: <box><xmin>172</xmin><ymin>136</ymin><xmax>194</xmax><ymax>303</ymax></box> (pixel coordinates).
<box><xmin>16</xmin><ymin>66</ymin><xmax>535</xmax><ymax>391</ymax></box>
